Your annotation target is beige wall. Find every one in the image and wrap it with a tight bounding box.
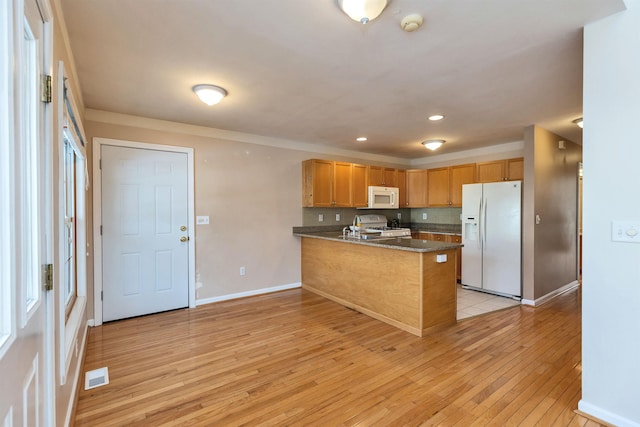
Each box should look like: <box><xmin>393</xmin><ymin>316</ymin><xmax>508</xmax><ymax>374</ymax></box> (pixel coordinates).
<box><xmin>523</xmin><ymin>125</ymin><xmax>581</xmax><ymax>301</ymax></box>
<box><xmin>84</xmin><ymin>118</ymin><xmax>415</xmax><ymax>312</ymax></box>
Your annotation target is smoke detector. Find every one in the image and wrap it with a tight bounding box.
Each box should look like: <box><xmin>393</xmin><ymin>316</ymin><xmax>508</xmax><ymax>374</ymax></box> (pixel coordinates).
<box><xmin>401</xmin><ymin>14</ymin><xmax>423</xmax><ymax>32</ymax></box>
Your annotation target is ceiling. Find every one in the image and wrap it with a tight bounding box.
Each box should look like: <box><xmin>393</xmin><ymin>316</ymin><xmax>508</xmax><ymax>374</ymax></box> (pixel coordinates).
<box><xmin>60</xmin><ymin>0</ymin><xmax>626</xmax><ymax>159</ymax></box>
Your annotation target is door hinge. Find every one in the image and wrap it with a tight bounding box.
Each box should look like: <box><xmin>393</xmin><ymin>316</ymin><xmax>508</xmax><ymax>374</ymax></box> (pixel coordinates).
<box><xmin>44</xmin><ymin>264</ymin><xmax>53</xmax><ymax>291</ymax></box>
<box><xmin>101</xmin><ymin>291</ymin><xmax>103</xmax><ymax>301</ymax></box>
<box><xmin>99</xmin><ymin>159</ymin><xmax>102</xmax><ymax>169</ymax></box>
<box><xmin>41</xmin><ymin>74</ymin><xmax>52</xmax><ymax>103</ymax></box>
<box><xmin>100</xmin><ymin>225</ymin><xmax>103</xmax><ymax>235</ymax></box>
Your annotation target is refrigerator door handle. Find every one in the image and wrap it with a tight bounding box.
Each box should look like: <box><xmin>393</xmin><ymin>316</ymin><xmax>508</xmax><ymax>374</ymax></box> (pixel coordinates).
<box><xmin>477</xmin><ymin>198</ymin><xmax>483</xmax><ymax>249</ymax></box>
<box><xmin>483</xmin><ymin>198</ymin><xmax>488</xmax><ymax>250</ymax></box>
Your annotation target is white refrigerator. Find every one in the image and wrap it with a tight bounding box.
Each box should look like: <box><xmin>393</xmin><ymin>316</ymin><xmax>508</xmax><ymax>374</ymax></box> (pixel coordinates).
<box><xmin>461</xmin><ymin>181</ymin><xmax>522</xmax><ymax>298</ymax></box>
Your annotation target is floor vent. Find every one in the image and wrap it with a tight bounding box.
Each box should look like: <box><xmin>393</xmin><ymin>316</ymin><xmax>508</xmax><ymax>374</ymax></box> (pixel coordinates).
<box><xmin>84</xmin><ymin>367</ymin><xmax>109</xmax><ymax>390</ymax></box>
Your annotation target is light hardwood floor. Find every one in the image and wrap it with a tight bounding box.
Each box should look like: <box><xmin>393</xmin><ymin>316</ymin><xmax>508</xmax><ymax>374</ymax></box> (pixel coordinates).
<box><xmin>74</xmin><ymin>287</ymin><xmax>603</xmax><ymax>426</ymax></box>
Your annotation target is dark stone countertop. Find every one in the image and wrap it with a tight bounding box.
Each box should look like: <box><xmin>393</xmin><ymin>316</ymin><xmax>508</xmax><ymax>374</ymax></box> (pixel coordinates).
<box><xmin>293</xmin><ymin>230</ymin><xmax>462</xmax><ymax>253</ymax></box>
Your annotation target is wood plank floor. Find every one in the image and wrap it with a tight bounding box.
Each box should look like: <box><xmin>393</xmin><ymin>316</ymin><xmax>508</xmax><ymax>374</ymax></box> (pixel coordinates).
<box><xmin>74</xmin><ymin>287</ymin><xmax>603</xmax><ymax>426</ymax></box>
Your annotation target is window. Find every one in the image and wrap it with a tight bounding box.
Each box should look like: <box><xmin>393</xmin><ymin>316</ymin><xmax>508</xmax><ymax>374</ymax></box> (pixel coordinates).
<box><xmin>20</xmin><ymin>14</ymin><xmax>42</xmax><ymax>318</ymax></box>
<box><xmin>63</xmin><ymin>137</ymin><xmax>80</xmax><ymax>315</ymax></box>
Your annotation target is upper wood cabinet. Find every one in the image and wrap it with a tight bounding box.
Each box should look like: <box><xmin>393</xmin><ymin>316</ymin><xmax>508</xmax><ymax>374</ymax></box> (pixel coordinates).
<box><xmin>397</xmin><ymin>169</ymin><xmax>407</xmax><ymax>208</ymax></box>
<box><xmin>449</xmin><ymin>164</ymin><xmax>476</xmax><ymax>206</ymax></box>
<box><xmin>426</xmin><ymin>167</ymin><xmax>450</xmax><ymax>207</ymax></box>
<box><xmin>352</xmin><ymin>163</ymin><xmax>368</xmax><ymax>207</ymax></box>
<box><xmin>405</xmin><ymin>169</ymin><xmax>427</xmax><ymax>207</ymax></box>
<box><xmin>426</xmin><ymin>164</ymin><xmax>476</xmax><ymax>207</ymax></box>
<box><xmin>476</xmin><ymin>158</ymin><xmax>524</xmax><ymax>182</ymax></box>
<box><xmin>302</xmin><ymin>159</ymin><xmax>352</xmax><ymax>207</ymax></box>
<box><xmin>368</xmin><ymin>166</ymin><xmax>398</xmax><ymax>187</ymax></box>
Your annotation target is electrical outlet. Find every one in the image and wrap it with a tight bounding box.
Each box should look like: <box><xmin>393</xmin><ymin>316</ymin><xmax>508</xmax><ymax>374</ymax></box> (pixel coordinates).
<box><xmin>336</xmin><ymin>213</ymin><xmax>341</xmax><ymax>221</ymax></box>
<box><xmin>318</xmin><ymin>214</ymin><xmax>324</xmax><ymax>222</ymax></box>
<box><xmin>422</xmin><ymin>212</ymin><xmax>428</xmax><ymax>220</ymax></box>
<box><xmin>240</xmin><ymin>266</ymin><xmax>246</xmax><ymax>276</ymax></box>
<box><xmin>397</xmin><ymin>213</ymin><xmax>402</xmax><ymax>220</ymax></box>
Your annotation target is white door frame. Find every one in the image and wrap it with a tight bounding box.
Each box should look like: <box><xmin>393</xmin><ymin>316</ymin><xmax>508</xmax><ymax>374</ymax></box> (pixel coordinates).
<box><xmin>92</xmin><ymin>137</ymin><xmax>196</xmax><ymax>326</ymax></box>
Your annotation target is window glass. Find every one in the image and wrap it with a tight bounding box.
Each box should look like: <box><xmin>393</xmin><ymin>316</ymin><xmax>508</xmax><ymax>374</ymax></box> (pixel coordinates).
<box><xmin>63</xmin><ymin>138</ymin><xmax>79</xmax><ymax>313</ymax></box>
<box><xmin>21</xmin><ymin>16</ymin><xmax>40</xmax><ymax>316</ymax></box>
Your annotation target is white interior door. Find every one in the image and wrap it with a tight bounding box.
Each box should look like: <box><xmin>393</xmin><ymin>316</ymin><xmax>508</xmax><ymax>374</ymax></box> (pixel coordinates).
<box><xmin>101</xmin><ymin>145</ymin><xmax>190</xmax><ymax>322</ymax></box>
<box><xmin>0</xmin><ymin>0</ymin><xmax>52</xmax><ymax>424</ymax></box>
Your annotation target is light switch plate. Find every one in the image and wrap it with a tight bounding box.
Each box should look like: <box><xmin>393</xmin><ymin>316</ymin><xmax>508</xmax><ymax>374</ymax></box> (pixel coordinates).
<box><xmin>196</xmin><ymin>215</ymin><xmax>209</xmax><ymax>225</ymax></box>
<box><xmin>612</xmin><ymin>220</ymin><xmax>640</xmax><ymax>243</ymax></box>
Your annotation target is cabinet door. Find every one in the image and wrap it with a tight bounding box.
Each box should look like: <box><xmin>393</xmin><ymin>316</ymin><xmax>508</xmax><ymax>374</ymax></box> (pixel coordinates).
<box><xmin>368</xmin><ymin>166</ymin><xmax>384</xmax><ymax>186</ymax></box>
<box><xmin>507</xmin><ymin>157</ymin><xmax>524</xmax><ymax>181</ymax></box>
<box><xmin>449</xmin><ymin>164</ymin><xmax>476</xmax><ymax>206</ymax></box>
<box><xmin>333</xmin><ymin>162</ymin><xmax>352</xmax><ymax>207</ymax></box>
<box><xmin>302</xmin><ymin>159</ymin><xmax>333</xmax><ymax>207</ymax></box>
<box><xmin>446</xmin><ymin>234</ymin><xmax>462</xmax><ymax>281</ymax></box>
<box><xmin>427</xmin><ymin>167</ymin><xmax>450</xmax><ymax>207</ymax></box>
<box><xmin>476</xmin><ymin>160</ymin><xmax>506</xmax><ymax>183</ymax></box>
<box><xmin>352</xmin><ymin>163</ymin><xmax>368</xmax><ymax>207</ymax></box>
<box><xmin>383</xmin><ymin>168</ymin><xmax>398</xmax><ymax>187</ymax></box>
<box><xmin>406</xmin><ymin>170</ymin><xmax>427</xmax><ymax>207</ymax></box>
<box><xmin>397</xmin><ymin>169</ymin><xmax>406</xmax><ymax>208</ymax></box>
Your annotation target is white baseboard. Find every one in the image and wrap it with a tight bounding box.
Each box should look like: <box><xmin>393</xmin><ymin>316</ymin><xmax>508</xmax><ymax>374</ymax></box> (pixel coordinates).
<box><xmin>87</xmin><ymin>319</ymin><xmax>95</xmax><ymax>327</ymax></box>
<box><xmin>578</xmin><ymin>400</ymin><xmax>640</xmax><ymax>427</ymax></box>
<box><xmin>521</xmin><ymin>281</ymin><xmax>580</xmax><ymax>307</ymax></box>
<box><xmin>196</xmin><ymin>282</ymin><xmax>302</xmax><ymax>306</ymax></box>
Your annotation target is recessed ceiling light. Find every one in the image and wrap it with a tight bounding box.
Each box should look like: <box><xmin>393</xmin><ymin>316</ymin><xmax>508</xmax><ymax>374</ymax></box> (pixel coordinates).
<box><xmin>573</xmin><ymin>117</ymin><xmax>583</xmax><ymax>128</ymax></box>
<box><xmin>356</xmin><ymin>137</ymin><xmax>368</xmax><ymax>142</ymax></box>
<box><xmin>428</xmin><ymin>114</ymin><xmax>444</xmax><ymax>121</ymax></box>
<box><xmin>422</xmin><ymin>140</ymin><xmax>445</xmax><ymax>151</ymax></box>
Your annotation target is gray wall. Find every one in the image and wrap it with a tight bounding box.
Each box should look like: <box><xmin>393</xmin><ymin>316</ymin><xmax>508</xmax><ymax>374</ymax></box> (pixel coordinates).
<box><xmin>523</xmin><ymin>125</ymin><xmax>581</xmax><ymax>301</ymax></box>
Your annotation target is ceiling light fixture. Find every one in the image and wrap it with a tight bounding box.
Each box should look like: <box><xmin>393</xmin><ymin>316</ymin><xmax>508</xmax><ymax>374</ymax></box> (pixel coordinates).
<box><xmin>400</xmin><ymin>14</ymin><xmax>424</xmax><ymax>32</ymax></box>
<box><xmin>573</xmin><ymin>117</ymin><xmax>583</xmax><ymax>129</ymax></box>
<box><xmin>428</xmin><ymin>114</ymin><xmax>444</xmax><ymax>121</ymax></box>
<box><xmin>192</xmin><ymin>84</ymin><xmax>227</xmax><ymax>106</ymax></box>
<box><xmin>337</xmin><ymin>0</ymin><xmax>388</xmax><ymax>24</ymax></box>
<box><xmin>356</xmin><ymin>137</ymin><xmax>368</xmax><ymax>142</ymax></box>
<box><xmin>422</xmin><ymin>140</ymin><xmax>445</xmax><ymax>151</ymax></box>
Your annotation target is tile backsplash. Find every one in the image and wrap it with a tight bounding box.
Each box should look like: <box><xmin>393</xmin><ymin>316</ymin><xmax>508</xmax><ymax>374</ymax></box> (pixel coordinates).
<box><xmin>411</xmin><ymin>207</ymin><xmax>462</xmax><ymax>225</ymax></box>
<box><xmin>302</xmin><ymin>208</ymin><xmax>411</xmax><ymax>227</ymax></box>
<box><xmin>302</xmin><ymin>207</ymin><xmax>461</xmax><ymax>226</ymax></box>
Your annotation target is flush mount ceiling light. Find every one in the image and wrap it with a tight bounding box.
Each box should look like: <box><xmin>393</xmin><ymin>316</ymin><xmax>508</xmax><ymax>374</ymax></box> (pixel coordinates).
<box><xmin>428</xmin><ymin>114</ymin><xmax>444</xmax><ymax>121</ymax></box>
<box><xmin>422</xmin><ymin>139</ymin><xmax>445</xmax><ymax>151</ymax></box>
<box><xmin>337</xmin><ymin>0</ymin><xmax>388</xmax><ymax>24</ymax></box>
<box><xmin>192</xmin><ymin>84</ymin><xmax>227</xmax><ymax>106</ymax></box>
<box><xmin>356</xmin><ymin>137</ymin><xmax>368</xmax><ymax>142</ymax></box>
<box><xmin>573</xmin><ymin>117</ymin><xmax>583</xmax><ymax>128</ymax></box>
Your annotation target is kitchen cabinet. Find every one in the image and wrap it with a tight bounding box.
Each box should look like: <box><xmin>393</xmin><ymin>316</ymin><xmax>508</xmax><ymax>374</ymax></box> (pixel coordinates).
<box><xmin>352</xmin><ymin>163</ymin><xmax>368</xmax><ymax>207</ymax></box>
<box><xmin>397</xmin><ymin>169</ymin><xmax>406</xmax><ymax>208</ymax></box>
<box><xmin>405</xmin><ymin>169</ymin><xmax>427</xmax><ymax>207</ymax></box>
<box><xmin>426</xmin><ymin>164</ymin><xmax>475</xmax><ymax>207</ymax></box>
<box><xmin>302</xmin><ymin>159</ymin><xmax>352</xmax><ymax>207</ymax></box>
<box><xmin>476</xmin><ymin>158</ymin><xmax>524</xmax><ymax>182</ymax></box>
<box><xmin>369</xmin><ymin>166</ymin><xmax>398</xmax><ymax>187</ymax></box>
<box><xmin>446</xmin><ymin>234</ymin><xmax>463</xmax><ymax>282</ymax></box>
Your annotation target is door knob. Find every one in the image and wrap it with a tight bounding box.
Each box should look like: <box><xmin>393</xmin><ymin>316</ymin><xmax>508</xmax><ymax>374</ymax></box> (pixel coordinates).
<box><xmin>180</xmin><ymin>236</ymin><xmax>189</xmax><ymax>242</ymax></box>
<box><xmin>180</xmin><ymin>225</ymin><xmax>187</xmax><ymax>231</ymax></box>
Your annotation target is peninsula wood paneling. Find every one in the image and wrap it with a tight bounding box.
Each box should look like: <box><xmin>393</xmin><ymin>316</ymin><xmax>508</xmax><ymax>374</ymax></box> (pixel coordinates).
<box><xmin>301</xmin><ymin>237</ymin><xmax>457</xmax><ymax>336</ymax></box>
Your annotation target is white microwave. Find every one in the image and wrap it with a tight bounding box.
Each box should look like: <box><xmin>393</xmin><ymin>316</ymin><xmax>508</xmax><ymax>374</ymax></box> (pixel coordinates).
<box><xmin>367</xmin><ymin>186</ymin><xmax>399</xmax><ymax>209</ymax></box>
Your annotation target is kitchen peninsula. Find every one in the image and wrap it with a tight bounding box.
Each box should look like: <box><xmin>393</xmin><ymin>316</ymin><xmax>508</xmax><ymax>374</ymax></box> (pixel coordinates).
<box><xmin>293</xmin><ymin>231</ymin><xmax>462</xmax><ymax>337</ymax></box>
